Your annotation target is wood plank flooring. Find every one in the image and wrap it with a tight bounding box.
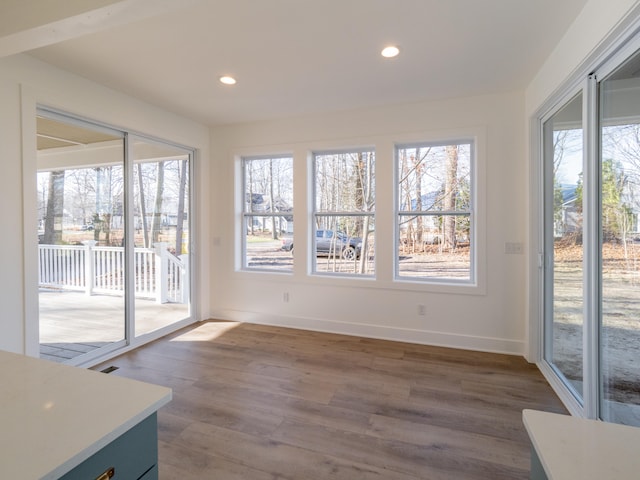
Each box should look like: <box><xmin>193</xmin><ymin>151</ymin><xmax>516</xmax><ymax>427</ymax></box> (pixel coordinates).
<box><xmin>94</xmin><ymin>320</ymin><xmax>567</xmax><ymax>480</ymax></box>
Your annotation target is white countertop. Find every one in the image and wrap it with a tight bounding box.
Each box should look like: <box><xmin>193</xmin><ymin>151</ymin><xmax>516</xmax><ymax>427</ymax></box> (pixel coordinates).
<box><xmin>523</xmin><ymin>409</ymin><xmax>640</xmax><ymax>480</ymax></box>
<box><xmin>0</xmin><ymin>350</ymin><xmax>171</xmax><ymax>480</ymax></box>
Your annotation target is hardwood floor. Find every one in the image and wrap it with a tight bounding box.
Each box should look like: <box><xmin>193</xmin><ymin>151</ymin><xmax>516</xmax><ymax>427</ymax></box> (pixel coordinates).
<box><xmin>94</xmin><ymin>320</ymin><xmax>567</xmax><ymax>479</ymax></box>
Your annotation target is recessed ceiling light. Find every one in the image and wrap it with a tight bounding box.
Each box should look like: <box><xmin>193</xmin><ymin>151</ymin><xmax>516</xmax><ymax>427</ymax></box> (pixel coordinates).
<box><xmin>219</xmin><ymin>76</ymin><xmax>237</xmax><ymax>85</ymax></box>
<box><xmin>381</xmin><ymin>46</ymin><xmax>400</xmax><ymax>58</ymax></box>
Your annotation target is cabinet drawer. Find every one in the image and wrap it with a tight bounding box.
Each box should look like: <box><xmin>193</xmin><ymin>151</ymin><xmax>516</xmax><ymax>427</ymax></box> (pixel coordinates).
<box><xmin>139</xmin><ymin>464</ymin><xmax>158</xmax><ymax>479</ymax></box>
<box><xmin>59</xmin><ymin>413</ymin><xmax>158</xmax><ymax>480</ymax></box>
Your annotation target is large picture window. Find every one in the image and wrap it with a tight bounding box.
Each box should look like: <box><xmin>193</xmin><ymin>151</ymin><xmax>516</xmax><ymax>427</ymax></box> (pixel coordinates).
<box><xmin>396</xmin><ymin>141</ymin><xmax>474</xmax><ymax>282</ymax></box>
<box><xmin>241</xmin><ymin>156</ymin><xmax>294</xmax><ymax>271</ymax></box>
<box><xmin>313</xmin><ymin>150</ymin><xmax>375</xmax><ymax>276</ymax></box>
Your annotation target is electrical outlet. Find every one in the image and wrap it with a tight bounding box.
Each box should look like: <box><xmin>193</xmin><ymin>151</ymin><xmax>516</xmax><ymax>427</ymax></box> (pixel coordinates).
<box><xmin>418</xmin><ymin>304</ymin><xmax>426</xmax><ymax>316</ymax></box>
<box><xmin>283</xmin><ymin>292</ymin><xmax>289</xmax><ymax>303</ymax></box>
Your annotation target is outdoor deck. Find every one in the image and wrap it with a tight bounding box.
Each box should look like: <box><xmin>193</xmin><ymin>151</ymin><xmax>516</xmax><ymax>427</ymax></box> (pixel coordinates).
<box><xmin>39</xmin><ymin>290</ymin><xmax>189</xmax><ymax>363</ymax></box>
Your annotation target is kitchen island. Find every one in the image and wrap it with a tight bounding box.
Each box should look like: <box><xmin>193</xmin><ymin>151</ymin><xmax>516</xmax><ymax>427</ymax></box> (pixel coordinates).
<box><xmin>523</xmin><ymin>409</ymin><xmax>640</xmax><ymax>480</ymax></box>
<box><xmin>0</xmin><ymin>350</ymin><xmax>171</xmax><ymax>479</ymax></box>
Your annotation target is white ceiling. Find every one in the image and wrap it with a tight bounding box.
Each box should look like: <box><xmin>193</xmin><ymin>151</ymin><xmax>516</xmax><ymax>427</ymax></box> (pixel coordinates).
<box><xmin>22</xmin><ymin>0</ymin><xmax>588</xmax><ymax>127</ymax></box>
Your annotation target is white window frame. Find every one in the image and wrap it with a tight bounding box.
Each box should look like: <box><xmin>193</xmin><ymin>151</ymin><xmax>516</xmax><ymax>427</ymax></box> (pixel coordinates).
<box><xmin>311</xmin><ymin>149</ymin><xmax>376</xmax><ymax>278</ymax></box>
<box><xmin>394</xmin><ymin>139</ymin><xmax>477</xmax><ymax>286</ymax></box>
<box><xmin>240</xmin><ymin>154</ymin><xmax>294</xmax><ymax>273</ymax></box>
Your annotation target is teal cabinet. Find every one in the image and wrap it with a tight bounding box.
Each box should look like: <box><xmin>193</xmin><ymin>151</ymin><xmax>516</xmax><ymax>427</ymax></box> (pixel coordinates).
<box><xmin>529</xmin><ymin>446</ymin><xmax>548</xmax><ymax>480</ymax></box>
<box><xmin>59</xmin><ymin>413</ymin><xmax>158</xmax><ymax>480</ymax></box>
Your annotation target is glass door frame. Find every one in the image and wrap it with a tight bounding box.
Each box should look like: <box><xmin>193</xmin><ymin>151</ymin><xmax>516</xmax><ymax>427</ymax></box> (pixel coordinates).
<box><xmin>540</xmin><ymin>84</ymin><xmax>590</xmax><ymax>416</ymax></box>
<box><xmin>36</xmin><ymin>107</ymin><xmax>130</xmax><ymax>366</ymax></box>
<box><xmin>127</xmin><ymin>133</ymin><xmax>194</xmax><ymax>343</ymax></box>
<box><xmin>35</xmin><ymin>107</ymin><xmax>195</xmax><ymax>367</ymax></box>
<box><xmin>593</xmin><ymin>37</ymin><xmax>640</xmax><ymax>422</ymax></box>
<box><xmin>536</xmin><ymin>26</ymin><xmax>640</xmax><ymax>423</ymax></box>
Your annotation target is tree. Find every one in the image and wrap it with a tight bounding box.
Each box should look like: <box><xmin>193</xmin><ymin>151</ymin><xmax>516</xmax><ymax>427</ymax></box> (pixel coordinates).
<box><xmin>67</xmin><ymin>169</ymin><xmax>96</xmax><ymax>225</ymax></box>
<box><xmin>398</xmin><ymin>149</ymin><xmax>414</xmax><ymax>253</ymax></box>
<box><xmin>601</xmin><ymin>159</ymin><xmax>632</xmax><ymax>242</ymax></box>
<box><xmin>43</xmin><ymin>170</ymin><xmax>65</xmax><ymax>244</ymax></box>
<box><xmin>269</xmin><ymin>159</ymin><xmax>277</xmax><ymax>240</ymax></box>
<box><xmin>91</xmin><ymin>166</ymin><xmax>123</xmax><ymax>245</ymax></box>
<box><xmin>175</xmin><ymin>159</ymin><xmax>188</xmax><ymax>255</ymax></box>
<box><xmin>397</xmin><ymin>147</ymin><xmax>430</xmax><ymax>253</ymax></box>
<box><xmin>575</xmin><ymin>159</ymin><xmax>633</xmax><ymax>242</ymax></box>
<box><xmin>553</xmin><ymin>180</ymin><xmax>565</xmax><ymax>216</ymax></box>
<box><xmin>443</xmin><ymin>145</ymin><xmax>459</xmax><ymax>251</ymax></box>
<box><xmin>150</xmin><ymin>161</ymin><xmax>165</xmax><ymax>245</ymax></box>
<box><xmin>136</xmin><ymin>164</ymin><xmax>150</xmax><ymax>247</ymax></box>
<box><xmin>455</xmin><ymin>176</ymin><xmax>471</xmax><ymax>241</ymax></box>
<box><xmin>413</xmin><ymin>148</ymin><xmax>424</xmax><ymax>246</ymax></box>
<box><xmin>355</xmin><ymin>152</ymin><xmax>375</xmax><ymax>274</ymax></box>
<box><xmin>551</xmin><ymin>127</ymin><xmax>583</xmax><ymax>240</ymax></box>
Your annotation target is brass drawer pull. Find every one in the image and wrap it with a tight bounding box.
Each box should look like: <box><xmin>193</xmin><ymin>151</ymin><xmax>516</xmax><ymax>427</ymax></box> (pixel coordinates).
<box><xmin>96</xmin><ymin>467</ymin><xmax>115</xmax><ymax>480</ymax></box>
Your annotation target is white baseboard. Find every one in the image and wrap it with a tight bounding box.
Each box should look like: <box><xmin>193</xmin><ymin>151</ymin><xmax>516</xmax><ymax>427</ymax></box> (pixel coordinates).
<box><xmin>209</xmin><ymin>309</ymin><xmax>525</xmax><ymax>356</ymax></box>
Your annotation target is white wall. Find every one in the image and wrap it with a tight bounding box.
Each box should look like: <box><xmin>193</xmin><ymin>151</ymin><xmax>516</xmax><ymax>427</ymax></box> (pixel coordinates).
<box><xmin>0</xmin><ymin>53</ymin><xmax>210</xmax><ymax>354</ymax></box>
<box><xmin>0</xmin><ymin>61</ymin><xmax>26</xmax><ymax>353</ymax></box>
<box><xmin>526</xmin><ymin>0</ymin><xmax>640</xmax><ymax>115</ymax></box>
<box><xmin>210</xmin><ymin>92</ymin><xmax>528</xmax><ymax>355</ymax></box>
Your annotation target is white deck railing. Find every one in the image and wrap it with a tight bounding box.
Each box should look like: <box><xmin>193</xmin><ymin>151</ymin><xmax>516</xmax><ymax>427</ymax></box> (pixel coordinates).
<box><xmin>39</xmin><ymin>241</ymin><xmax>189</xmax><ymax>304</ymax></box>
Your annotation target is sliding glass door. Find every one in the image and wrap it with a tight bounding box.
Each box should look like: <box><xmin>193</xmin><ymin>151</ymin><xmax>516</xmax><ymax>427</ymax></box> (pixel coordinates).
<box><xmin>37</xmin><ymin>113</ymin><xmax>127</xmax><ymax>363</ymax></box>
<box><xmin>599</xmin><ymin>48</ymin><xmax>640</xmax><ymax>424</ymax></box>
<box><xmin>543</xmin><ymin>41</ymin><xmax>640</xmax><ymax>426</ymax></box>
<box><xmin>543</xmin><ymin>92</ymin><xmax>584</xmax><ymax>401</ymax></box>
<box><xmin>37</xmin><ymin>110</ymin><xmax>193</xmax><ymax>365</ymax></box>
<box><xmin>131</xmin><ymin>136</ymin><xmax>191</xmax><ymax>338</ymax></box>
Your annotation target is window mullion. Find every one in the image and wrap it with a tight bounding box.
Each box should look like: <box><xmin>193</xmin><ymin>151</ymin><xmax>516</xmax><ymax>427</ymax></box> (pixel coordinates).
<box><xmin>583</xmin><ymin>73</ymin><xmax>600</xmax><ymax>420</ymax></box>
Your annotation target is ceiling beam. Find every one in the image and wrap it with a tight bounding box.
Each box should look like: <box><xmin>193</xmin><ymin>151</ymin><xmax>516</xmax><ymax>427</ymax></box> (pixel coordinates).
<box><xmin>0</xmin><ymin>0</ymin><xmax>202</xmax><ymax>58</ymax></box>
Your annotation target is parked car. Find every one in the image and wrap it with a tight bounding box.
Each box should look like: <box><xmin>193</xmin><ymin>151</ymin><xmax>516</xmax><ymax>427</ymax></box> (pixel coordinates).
<box><xmin>281</xmin><ymin>229</ymin><xmax>362</xmax><ymax>260</ymax></box>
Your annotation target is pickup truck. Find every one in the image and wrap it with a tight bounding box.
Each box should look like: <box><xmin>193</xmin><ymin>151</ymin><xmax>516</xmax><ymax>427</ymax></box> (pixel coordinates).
<box><xmin>281</xmin><ymin>229</ymin><xmax>362</xmax><ymax>260</ymax></box>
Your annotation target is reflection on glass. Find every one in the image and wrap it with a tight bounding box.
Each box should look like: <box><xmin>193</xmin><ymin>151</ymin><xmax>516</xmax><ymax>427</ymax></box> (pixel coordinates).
<box><xmin>37</xmin><ymin>115</ymin><xmax>125</xmax><ymax>363</ymax></box>
<box><xmin>600</xmin><ymin>50</ymin><xmax>640</xmax><ymax>425</ymax></box>
<box><xmin>544</xmin><ymin>93</ymin><xmax>584</xmax><ymax>398</ymax></box>
<box><xmin>132</xmin><ymin>138</ymin><xmax>191</xmax><ymax>337</ymax></box>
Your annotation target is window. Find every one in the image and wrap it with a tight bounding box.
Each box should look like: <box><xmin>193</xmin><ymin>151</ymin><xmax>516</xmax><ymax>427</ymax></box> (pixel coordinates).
<box><xmin>396</xmin><ymin>141</ymin><xmax>474</xmax><ymax>282</ymax></box>
<box><xmin>242</xmin><ymin>156</ymin><xmax>293</xmax><ymax>271</ymax></box>
<box><xmin>313</xmin><ymin>150</ymin><xmax>375</xmax><ymax>276</ymax></box>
